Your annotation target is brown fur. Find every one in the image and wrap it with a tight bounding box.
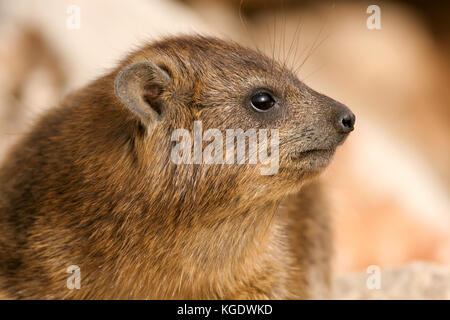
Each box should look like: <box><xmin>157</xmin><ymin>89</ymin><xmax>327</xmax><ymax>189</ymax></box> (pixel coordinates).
<box><xmin>0</xmin><ymin>36</ymin><xmax>353</xmax><ymax>299</ymax></box>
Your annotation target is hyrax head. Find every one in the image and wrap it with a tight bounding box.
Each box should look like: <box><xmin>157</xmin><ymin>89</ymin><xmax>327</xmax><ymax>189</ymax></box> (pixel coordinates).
<box><xmin>114</xmin><ymin>36</ymin><xmax>354</xmax><ymax>200</ymax></box>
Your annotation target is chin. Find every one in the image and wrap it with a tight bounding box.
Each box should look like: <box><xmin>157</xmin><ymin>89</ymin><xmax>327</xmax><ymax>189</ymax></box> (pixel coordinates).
<box><xmin>277</xmin><ymin>149</ymin><xmax>335</xmax><ymax>185</ymax></box>
<box><xmin>292</xmin><ymin>149</ymin><xmax>335</xmax><ymax>170</ymax></box>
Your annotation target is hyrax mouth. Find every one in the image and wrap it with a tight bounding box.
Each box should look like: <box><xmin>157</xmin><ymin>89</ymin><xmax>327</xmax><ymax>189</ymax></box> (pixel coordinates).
<box><xmin>288</xmin><ymin>148</ymin><xmax>336</xmax><ymax>173</ymax></box>
<box><xmin>290</xmin><ymin>148</ymin><xmax>335</xmax><ymax>161</ymax></box>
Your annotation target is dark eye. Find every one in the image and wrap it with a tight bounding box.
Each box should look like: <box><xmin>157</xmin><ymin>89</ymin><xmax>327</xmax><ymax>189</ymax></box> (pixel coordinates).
<box><xmin>251</xmin><ymin>92</ymin><xmax>275</xmax><ymax>112</ymax></box>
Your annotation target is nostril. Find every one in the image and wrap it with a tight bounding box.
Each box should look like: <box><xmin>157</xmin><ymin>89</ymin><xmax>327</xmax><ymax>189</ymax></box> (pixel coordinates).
<box><xmin>342</xmin><ymin>116</ymin><xmax>353</xmax><ymax>130</ymax></box>
<box><xmin>339</xmin><ymin>112</ymin><xmax>355</xmax><ymax>133</ymax></box>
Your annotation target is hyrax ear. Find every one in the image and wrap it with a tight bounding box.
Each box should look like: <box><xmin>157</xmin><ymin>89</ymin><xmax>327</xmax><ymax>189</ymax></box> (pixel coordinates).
<box><xmin>114</xmin><ymin>61</ymin><xmax>171</xmax><ymax>127</ymax></box>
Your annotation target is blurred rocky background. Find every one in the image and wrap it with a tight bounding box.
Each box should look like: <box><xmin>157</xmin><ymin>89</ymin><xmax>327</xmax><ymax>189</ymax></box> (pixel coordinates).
<box><xmin>0</xmin><ymin>0</ymin><xmax>448</xmax><ymax>299</ymax></box>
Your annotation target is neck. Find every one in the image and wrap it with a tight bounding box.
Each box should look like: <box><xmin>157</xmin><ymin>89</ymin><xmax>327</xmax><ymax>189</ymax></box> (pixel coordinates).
<box><xmin>134</xmin><ymin>198</ymin><xmax>293</xmax><ymax>298</ymax></box>
<box><xmin>186</xmin><ymin>200</ymin><xmax>282</xmax><ymax>265</ymax></box>
<box><xmin>99</xmin><ymin>145</ymin><xmax>295</xmax><ymax>298</ymax></box>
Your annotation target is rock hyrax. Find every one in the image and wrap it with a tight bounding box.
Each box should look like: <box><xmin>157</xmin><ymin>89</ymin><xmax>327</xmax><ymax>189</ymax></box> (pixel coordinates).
<box><xmin>0</xmin><ymin>36</ymin><xmax>355</xmax><ymax>299</ymax></box>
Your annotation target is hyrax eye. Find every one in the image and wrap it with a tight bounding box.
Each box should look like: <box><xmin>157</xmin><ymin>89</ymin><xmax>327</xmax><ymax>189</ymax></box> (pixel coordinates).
<box><xmin>251</xmin><ymin>92</ymin><xmax>275</xmax><ymax>112</ymax></box>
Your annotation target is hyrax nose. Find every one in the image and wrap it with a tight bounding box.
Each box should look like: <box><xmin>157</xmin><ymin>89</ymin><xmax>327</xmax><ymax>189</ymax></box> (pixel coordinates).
<box><xmin>335</xmin><ymin>106</ymin><xmax>355</xmax><ymax>133</ymax></box>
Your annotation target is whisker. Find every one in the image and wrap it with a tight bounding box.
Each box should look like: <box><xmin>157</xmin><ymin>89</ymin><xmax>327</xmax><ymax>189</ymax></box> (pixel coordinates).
<box><xmin>294</xmin><ymin>25</ymin><xmax>329</xmax><ymax>76</ymax></box>
<box><xmin>301</xmin><ymin>63</ymin><xmax>326</xmax><ymax>83</ymax></box>
<box><xmin>239</xmin><ymin>0</ymin><xmax>262</xmax><ymax>56</ymax></box>
<box><xmin>286</xmin><ymin>16</ymin><xmax>303</xmax><ymax>72</ymax></box>
<box><xmin>281</xmin><ymin>0</ymin><xmax>287</xmax><ymax>70</ymax></box>
<box><xmin>271</xmin><ymin>9</ymin><xmax>277</xmax><ymax>75</ymax></box>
